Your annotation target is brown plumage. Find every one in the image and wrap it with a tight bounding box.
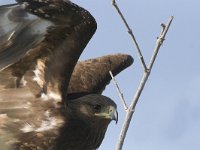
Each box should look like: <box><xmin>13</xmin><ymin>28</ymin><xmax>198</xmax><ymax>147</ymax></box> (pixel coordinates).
<box><xmin>68</xmin><ymin>54</ymin><xmax>133</xmax><ymax>95</ymax></box>
<box><xmin>0</xmin><ymin>0</ymin><xmax>133</xmax><ymax>150</ymax></box>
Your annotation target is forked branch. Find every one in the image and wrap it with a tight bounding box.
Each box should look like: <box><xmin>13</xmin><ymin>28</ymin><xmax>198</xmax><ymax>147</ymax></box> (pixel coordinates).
<box><xmin>111</xmin><ymin>1</ymin><xmax>174</xmax><ymax>150</ymax></box>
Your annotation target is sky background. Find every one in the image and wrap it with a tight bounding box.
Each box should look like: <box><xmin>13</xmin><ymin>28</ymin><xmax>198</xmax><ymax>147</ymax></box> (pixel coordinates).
<box><xmin>0</xmin><ymin>0</ymin><xmax>200</xmax><ymax>150</ymax></box>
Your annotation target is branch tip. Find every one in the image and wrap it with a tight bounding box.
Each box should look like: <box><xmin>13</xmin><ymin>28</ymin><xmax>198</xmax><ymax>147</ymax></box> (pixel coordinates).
<box><xmin>111</xmin><ymin>0</ymin><xmax>147</xmax><ymax>70</ymax></box>
<box><xmin>112</xmin><ymin>0</ymin><xmax>116</xmax><ymax>6</ymax></box>
<box><xmin>160</xmin><ymin>23</ymin><xmax>166</xmax><ymax>34</ymax></box>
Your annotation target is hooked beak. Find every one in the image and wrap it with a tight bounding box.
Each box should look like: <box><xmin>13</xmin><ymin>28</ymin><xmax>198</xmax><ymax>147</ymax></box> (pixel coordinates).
<box><xmin>94</xmin><ymin>106</ymin><xmax>118</xmax><ymax>124</ymax></box>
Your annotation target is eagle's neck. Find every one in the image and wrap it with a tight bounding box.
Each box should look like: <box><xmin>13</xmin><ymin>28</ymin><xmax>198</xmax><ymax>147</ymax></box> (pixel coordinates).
<box><xmin>88</xmin><ymin>119</ymin><xmax>110</xmax><ymax>149</ymax></box>
<box><xmin>54</xmin><ymin>115</ymin><xmax>110</xmax><ymax>150</ymax></box>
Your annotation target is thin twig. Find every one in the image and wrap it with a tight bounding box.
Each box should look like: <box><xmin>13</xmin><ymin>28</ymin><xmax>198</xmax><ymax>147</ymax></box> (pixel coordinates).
<box><xmin>109</xmin><ymin>71</ymin><xmax>128</xmax><ymax>110</ymax></box>
<box><xmin>112</xmin><ymin>0</ymin><xmax>147</xmax><ymax>71</ymax></box>
<box><xmin>115</xmin><ymin>16</ymin><xmax>174</xmax><ymax>150</ymax></box>
<box><xmin>148</xmin><ymin>16</ymin><xmax>174</xmax><ymax>70</ymax></box>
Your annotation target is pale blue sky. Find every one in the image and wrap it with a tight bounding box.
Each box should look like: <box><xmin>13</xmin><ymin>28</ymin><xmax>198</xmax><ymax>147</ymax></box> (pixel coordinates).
<box><xmin>1</xmin><ymin>0</ymin><xmax>200</xmax><ymax>150</ymax></box>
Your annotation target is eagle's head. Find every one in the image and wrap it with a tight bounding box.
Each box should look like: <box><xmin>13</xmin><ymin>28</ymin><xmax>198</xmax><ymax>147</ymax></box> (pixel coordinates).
<box><xmin>68</xmin><ymin>94</ymin><xmax>118</xmax><ymax>124</ymax></box>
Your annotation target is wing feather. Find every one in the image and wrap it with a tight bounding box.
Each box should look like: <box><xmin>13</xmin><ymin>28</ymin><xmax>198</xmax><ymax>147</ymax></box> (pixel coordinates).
<box><xmin>68</xmin><ymin>54</ymin><xmax>133</xmax><ymax>96</ymax></box>
<box><xmin>0</xmin><ymin>1</ymin><xmax>97</xmax><ymax>102</ymax></box>
<box><xmin>0</xmin><ymin>4</ymin><xmax>51</xmax><ymax>70</ymax></box>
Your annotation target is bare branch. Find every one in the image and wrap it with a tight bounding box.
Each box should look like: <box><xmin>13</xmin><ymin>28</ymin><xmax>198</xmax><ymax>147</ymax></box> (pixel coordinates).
<box><xmin>112</xmin><ymin>0</ymin><xmax>147</xmax><ymax>71</ymax></box>
<box><xmin>109</xmin><ymin>71</ymin><xmax>128</xmax><ymax>110</ymax></box>
<box><xmin>148</xmin><ymin>16</ymin><xmax>174</xmax><ymax>70</ymax></box>
<box><xmin>115</xmin><ymin>16</ymin><xmax>174</xmax><ymax>150</ymax></box>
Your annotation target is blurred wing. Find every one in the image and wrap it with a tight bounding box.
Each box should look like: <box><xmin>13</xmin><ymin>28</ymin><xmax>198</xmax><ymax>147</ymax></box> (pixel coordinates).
<box><xmin>0</xmin><ymin>3</ymin><xmax>51</xmax><ymax>70</ymax></box>
<box><xmin>0</xmin><ymin>87</ymin><xmax>64</xmax><ymax>150</ymax></box>
<box><xmin>67</xmin><ymin>54</ymin><xmax>133</xmax><ymax>98</ymax></box>
<box><xmin>0</xmin><ymin>0</ymin><xmax>97</xmax><ymax>102</ymax></box>
<box><xmin>0</xmin><ymin>70</ymin><xmax>17</xmax><ymax>90</ymax></box>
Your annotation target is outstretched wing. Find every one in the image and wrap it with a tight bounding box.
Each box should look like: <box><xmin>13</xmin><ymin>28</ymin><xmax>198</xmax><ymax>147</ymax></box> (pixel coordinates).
<box><xmin>67</xmin><ymin>54</ymin><xmax>133</xmax><ymax>98</ymax></box>
<box><xmin>0</xmin><ymin>0</ymin><xmax>97</xmax><ymax>102</ymax></box>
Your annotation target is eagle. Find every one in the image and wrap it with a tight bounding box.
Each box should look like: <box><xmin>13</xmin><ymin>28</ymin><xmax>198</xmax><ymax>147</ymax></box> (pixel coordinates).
<box><xmin>0</xmin><ymin>0</ymin><xmax>133</xmax><ymax>150</ymax></box>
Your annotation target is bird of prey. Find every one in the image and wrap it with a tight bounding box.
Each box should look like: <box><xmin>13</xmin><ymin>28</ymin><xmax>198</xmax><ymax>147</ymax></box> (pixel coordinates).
<box><xmin>0</xmin><ymin>0</ymin><xmax>133</xmax><ymax>150</ymax></box>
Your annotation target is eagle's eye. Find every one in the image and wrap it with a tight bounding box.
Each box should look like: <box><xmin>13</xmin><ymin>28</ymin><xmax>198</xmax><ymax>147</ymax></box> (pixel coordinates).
<box><xmin>93</xmin><ymin>104</ymin><xmax>101</xmax><ymax>112</ymax></box>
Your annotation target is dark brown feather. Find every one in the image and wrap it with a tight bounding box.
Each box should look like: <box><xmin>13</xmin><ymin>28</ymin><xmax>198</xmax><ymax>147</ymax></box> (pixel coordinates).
<box><xmin>68</xmin><ymin>53</ymin><xmax>133</xmax><ymax>95</ymax></box>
